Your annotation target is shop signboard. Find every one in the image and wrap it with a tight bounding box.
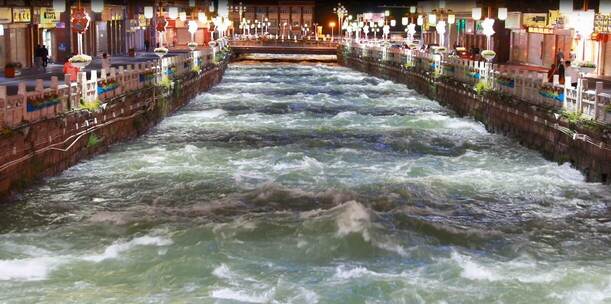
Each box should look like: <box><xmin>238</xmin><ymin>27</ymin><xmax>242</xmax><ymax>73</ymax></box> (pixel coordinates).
<box><xmin>12</xmin><ymin>7</ymin><xmax>31</xmax><ymax>23</ymax></box>
<box><xmin>594</xmin><ymin>13</ymin><xmax>611</xmax><ymax>33</ymax></box>
<box><xmin>0</xmin><ymin>7</ymin><xmax>11</xmax><ymax>23</ymax></box>
<box><xmin>39</xmin><ymin>7</ymin><xmax>59</xmax><ymax>28</ymax></box>
<box><xmin>523</xmin><ymin>13</ymin><xmax>547</xmax><ymax>28</ymax></box>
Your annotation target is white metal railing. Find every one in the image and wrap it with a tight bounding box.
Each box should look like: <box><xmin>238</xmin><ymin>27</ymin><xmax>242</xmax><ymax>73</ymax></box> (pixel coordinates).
<box><xmin>344</xmin><ymin>42</ymin><xmax>610</xmax><ymax>124</ymax></box>
<box><xmin>0</xmin><ymin>40</ymin><xmax>228</xmax><ymax>129</ymax></box>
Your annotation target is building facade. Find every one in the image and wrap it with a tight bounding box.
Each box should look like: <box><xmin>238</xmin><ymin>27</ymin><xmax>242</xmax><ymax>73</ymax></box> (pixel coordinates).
<box><xmin>228</xmin><ymin>1</ymin><xmax>314</xmax><ymax>36</ymax></box>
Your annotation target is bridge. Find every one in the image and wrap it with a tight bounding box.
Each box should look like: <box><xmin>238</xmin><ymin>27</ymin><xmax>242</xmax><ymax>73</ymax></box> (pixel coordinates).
<box><xmin>229</xmin><ymin>40</ymin><xmax>339</xmax><ymax>55</ymax></box>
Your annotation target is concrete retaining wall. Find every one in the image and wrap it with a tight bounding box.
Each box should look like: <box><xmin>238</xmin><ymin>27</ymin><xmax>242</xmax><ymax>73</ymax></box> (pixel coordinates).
<box><xmin>0</xmin><ymin>60</ymin><xmax>229</xmax><ymax>200</ymax></box>
<box><xmin>338</xmin><ymin>52</ymin><xmax>611</xmax><ymax>184</ymax></box>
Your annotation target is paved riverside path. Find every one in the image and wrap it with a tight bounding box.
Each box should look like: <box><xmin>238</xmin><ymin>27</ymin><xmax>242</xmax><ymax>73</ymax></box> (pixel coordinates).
<box><xmin>0</xmin><ymin>51</ymin><xmax>189</xmax><ymax>95</ymax></box>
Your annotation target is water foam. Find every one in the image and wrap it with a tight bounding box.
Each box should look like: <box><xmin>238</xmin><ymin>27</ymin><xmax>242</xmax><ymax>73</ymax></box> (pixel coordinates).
<box><xmin>83</xmin><ymin>235</ymin><xmax>173</xmax><ymax>262</ymax></box>
<box><xmin>335</xmin><ymin>201</ymin><xmax>372</xmax><ymax>241</ymax></box>
<box><xmin>0</xmin><ymin>256</ymin><xmax>63</xmax><ymax>281</ymax></box>
<box><xmin>210</xmin><ymin>288</ymin><xmax>275</xmax><ymax>303</ymax></box>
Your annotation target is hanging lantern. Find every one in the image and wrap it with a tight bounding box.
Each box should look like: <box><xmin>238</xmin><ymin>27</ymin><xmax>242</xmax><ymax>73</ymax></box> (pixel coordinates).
<box><xmin>472</xmin><ymin>8</ymin><xmax>482</xmax><ymax>21</ymax></box>
<box><xmin>91</xmin><ymin>0</ymin><xmax>104</xmax><ymax>13</ymax></box>
<box><xmin>198</xmin><ymin>12</ymin><xmax>207</xmax><ymax>23</ymax></box>
<box><xmin>498</xmin><ymin>8</ymin><xmax>508</xmax><ymax>21</ymax></box>
<box><xmin>179</xmin><ymin>12</ymin><xmax>187</xmax><ymax>22</ymax></box>
<box><xmin>402</xmin><ymin>17</ymin><xmax>408</xmax><ymax>26</ymax></box>
<box><xmin>168</xmin><ymin>7</ymin><xmax>178</xmax><ymax>20</ymax></box>
<box><xmin>209</xmin><ymin>2</ymin><xmax>215</xmax><ymax>12</ymax></box>
<box><xmin>189</xmin><ymin>0</ymin><xmax>196</xmax><ymax>7</ymax></box>
<box><xmin>448</xmin><ymin>14</ymin><xmax>456</xmax><ymax>25</ymax></box>
<box><xmin>53</xmin><ymin>0</ymin><xmax>66</xmax><ymax>13</ymax></box>
<box><xmin>144</xmin><ymin>6</ymin><xmax>154</xmax><ymax>19</ymax></box>
<box><xmin>417</xmin><ymin>15</ymin><xmax>424</xmax><ymax>26</ymax></box>
<box><xmin>156</xmin><ymin>16</ymin><xmax>168</xmax><ymax>32</ymax></box>
<box><xmin>71</xmin><ymin>8</ymin><xmax>91</xmax><ymax>33</ymax></box>
<box><xmin>390</xmin><ymin>19</ymin><xmax>396</xmax><ymax>27</ymax></box>
<box><xmin>428</xmin><ymin>14</ymin><xmax>437</xmax><ymax>25</ymax></box>
<box><xmin>188</xmin><ymin>20</ymin><xmax>199</xmax><ymax>34</ymax></box>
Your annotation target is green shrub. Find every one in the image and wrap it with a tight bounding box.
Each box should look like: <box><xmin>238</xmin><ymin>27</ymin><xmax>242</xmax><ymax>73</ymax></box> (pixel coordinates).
<box><xmin>474</xmin><ymin>80</ymin><xmax>492</xmax><ymax>96</ymax></box>
<box><xmin>87</xmin><ymin>133</ymin><xmax>101</xmax><ymax>148</ymax></box>
<box><xmin>80</xmin><ymin>99</ymin><xmax>101</xmax><ymax>112</ymax></box>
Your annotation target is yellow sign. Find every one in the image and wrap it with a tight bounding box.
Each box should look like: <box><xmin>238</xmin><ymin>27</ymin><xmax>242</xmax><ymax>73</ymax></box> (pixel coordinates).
<box><xmin>0</xmin><ymin>8</ymin><xmax>11</xmax><ymax>23</ymax></box>
<box><xmin>39</xmin><ymin>7</ymin><xmax>59</xmax><ymax>28</ymax></box>
<box><xmin>12</xmin><ymin>8</ymin><xmax>31</xmax><ymax>23</ymax></box>
<box><xmin>522</xmin><ymin>13</ymin><xmax>547</xmax><ymax>28</ymax></box>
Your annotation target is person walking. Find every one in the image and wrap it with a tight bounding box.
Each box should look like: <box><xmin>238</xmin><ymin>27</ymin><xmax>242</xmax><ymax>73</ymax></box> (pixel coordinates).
<box><xmin>41</xmin><ymin>45</ymin><xmax>49</xmax><ymax>71</ymax></box>
<box><xmin>34</xmin><ymin>45</ymin><xmax>43</xmax><ymax>71</ymax></box>
<box><xmin>63</xmin><ymin>53</ymin><xmax>80</xmax><ymax>82</ymax></box>
<box><xmin>547</xmin><ymin>63</ymin><xmax>557</xmax><ymax>83</ymax></box>
<box><xmin>557</xmin><ymin>61</ymin><xmax>566</xmax><ymax>84</ymax></box>
<box><xmin>101</xmin><ymin>53</ymin><xmax>111</xmax><ymax>73</ymax></box>
<box><xmin>564</xmin><ymin>60</ymin><xmax>579</xmax><ymax>87</ymax></box>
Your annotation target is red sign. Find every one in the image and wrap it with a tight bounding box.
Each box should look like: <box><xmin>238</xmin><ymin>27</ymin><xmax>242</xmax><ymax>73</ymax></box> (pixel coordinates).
<box><xmin>156</xmin><ymin>16</ymin><xmax>168</xmax><ymax>32</ymax></box>
<box><xmin>71</xmin><ymin>8</ymin><xmax>90</xmax><ymax>33</ymax></box>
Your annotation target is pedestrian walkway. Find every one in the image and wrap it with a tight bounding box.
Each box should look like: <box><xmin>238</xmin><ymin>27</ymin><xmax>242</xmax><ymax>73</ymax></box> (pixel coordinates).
<box><xmin>0</xmin><ymin>52</ymin><xmax>185</xmax><ymax>94</ymax></box>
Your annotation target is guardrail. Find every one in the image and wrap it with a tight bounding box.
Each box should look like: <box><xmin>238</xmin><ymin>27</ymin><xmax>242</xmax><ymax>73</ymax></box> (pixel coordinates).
<box><xmin>0</xmin><ymin>39</ymin><xmax>230</xmax><ymax>129</ymax></box>
<box><xmin>345</xmin><ymin>42</ymin><xmax>611</xmax><ymax>124</ymax></box>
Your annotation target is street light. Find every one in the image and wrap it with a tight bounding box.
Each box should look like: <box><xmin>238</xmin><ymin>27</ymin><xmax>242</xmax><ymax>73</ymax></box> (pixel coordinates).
<box><xmin>53</xmin><ymin>0</ymin><xmax>66</xmax><ymax>13</ymax></box>
<box><xmin>91</xmin><ymin>0</ymin><xmax>104</xmax><ymax>13</ymax></box>
<box><xmin>144</xmin><ymin>6</ymin><xmax>154</xmax><ymax>19</ymax></box>
<box><xmin>329</xmin><ymin>21</ymin><xmax>336</xmax><ymax>41</ymax></box>
<box><xmin>333</xmin><ymin>3</ymin><xmax>347</xmax><ymax>40</ymax></box>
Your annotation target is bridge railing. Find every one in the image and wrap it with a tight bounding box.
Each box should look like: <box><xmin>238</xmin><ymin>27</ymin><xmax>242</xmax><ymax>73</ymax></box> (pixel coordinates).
<box><xmin>229</xmin><ymin>39</ymin><xmax>338</xmax><ymax>48</ymax></box>
<box><xmin>0</xmin><ymin>40</ymin><xmax>228</xmax><ymax>130</ymax></box>
<box><xmin>345</xmin><ymin>42</ymin><xmax>610</xmax><ymax>123</ymax></box>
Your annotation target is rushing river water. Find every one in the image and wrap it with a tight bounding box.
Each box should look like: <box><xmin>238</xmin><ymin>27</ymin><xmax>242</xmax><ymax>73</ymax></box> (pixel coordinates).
<box><xmin>1</xmin><ymin>61</ymin><xmax>610</xmax><ymax>304</ymax></box>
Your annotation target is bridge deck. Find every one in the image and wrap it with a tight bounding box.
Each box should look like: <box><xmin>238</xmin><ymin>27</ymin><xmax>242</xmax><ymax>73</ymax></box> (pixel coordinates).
<box><xmin>230</xmin><ymin>41</ymin><xmax>338</xmax><ymax>55</ymax></box>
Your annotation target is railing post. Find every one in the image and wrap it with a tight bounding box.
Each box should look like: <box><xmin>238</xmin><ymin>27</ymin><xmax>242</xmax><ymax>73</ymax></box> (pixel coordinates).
<box><xmin>594</xmin><ymin>81</ymin><xmax>603</xmax><ymax>121</ymax></box>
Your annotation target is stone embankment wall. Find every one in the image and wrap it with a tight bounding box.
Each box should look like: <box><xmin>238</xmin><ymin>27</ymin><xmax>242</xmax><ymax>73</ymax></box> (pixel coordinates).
<box><xmin>338</xmin><ymin>50</ymin><xmax>611</xmax><ymax>184</ymax></box>
<box><xmin>0</xmin><ymin>60</ymin><xmax>229</xmax><ymax>200</ymax></box>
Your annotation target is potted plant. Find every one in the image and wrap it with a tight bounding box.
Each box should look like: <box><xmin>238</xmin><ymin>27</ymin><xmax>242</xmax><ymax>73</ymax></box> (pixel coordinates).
<box><xmin>4</xmin><ymin>62</ymin><xmax>22</xmax><ymax>78</ymax></box>
<box><xmin>481</xmin><ymin>50</ymin><xmax>496</xmax><ymax>62</ymax></box>
<box><xmin>575</xmin><ymin>61</ymin><xmax>596</xmax><ymax>75</ymax></box>
<box><xmin>69</xmin><ymin>54</ymin><xmax>92</xmax><ymax>68</ymax></box>
<box><xmin>154</xmin><ymin>47</ymin><xmax>169</xmax><ymax>58</ymax></box>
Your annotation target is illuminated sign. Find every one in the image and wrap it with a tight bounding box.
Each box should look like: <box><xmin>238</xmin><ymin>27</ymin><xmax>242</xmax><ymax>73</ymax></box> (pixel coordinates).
<box><xmin>0</xmin><ymin>8</ymin><xmax>11</xmax><ymax>23</ymax></box>
<box><xmin>39</xmin><ymin>7</ymin><xmax>59</xmax><ymax>28</ymax></box>
<box><xmin>523</xmin><ymin>13</ymin><xmax>547</xmax><ymax>28</ymax></box>
<box><xmin>12</xmin><ymin>8</ymin><xmax>31</xmax><ymax>23</ymax></box>
<box><xmin>528</xmin><ymin>27</ymin><xmax>554</xmax><ymax>34</ymax></box>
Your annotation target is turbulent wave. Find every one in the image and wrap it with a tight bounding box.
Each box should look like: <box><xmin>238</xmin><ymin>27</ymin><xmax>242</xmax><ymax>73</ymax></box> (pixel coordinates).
<box><xmin>0</xmin><ymin>61</ymin><xmax>609</xmax><ymax>303</ymax></box>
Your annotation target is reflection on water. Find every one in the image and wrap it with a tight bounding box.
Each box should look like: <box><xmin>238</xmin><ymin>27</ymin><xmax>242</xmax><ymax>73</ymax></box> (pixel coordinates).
<box><xmin>0</xmin><ymin>62</ymin><xmax>609</xmax><ymax>304</ymax></box>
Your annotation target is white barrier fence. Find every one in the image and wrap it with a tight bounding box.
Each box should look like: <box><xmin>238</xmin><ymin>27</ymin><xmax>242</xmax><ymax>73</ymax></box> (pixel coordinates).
<box><xmin>345</xmin><ymin>42</ymin><xmax>611</xmax><ymax>123</ymax></box>
<box><xmin>0</xmin><ymin>40</ymin><xmax>227</xmax><ymax>129</ymax></box>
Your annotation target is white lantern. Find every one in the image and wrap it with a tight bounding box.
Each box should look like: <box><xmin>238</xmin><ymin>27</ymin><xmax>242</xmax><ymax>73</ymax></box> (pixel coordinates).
<box><xmin>0</xmin><ymin>24</ymin><xmax>4</xmax><ymax>36</ymax></box>
<box><xmin>472</xmin><ymin>7</ymin><xmax>482</xmax><ymax>21</ymax></box>
<box><xmin>179</xmin><ymin>12</ymin><xmax>187</xmax><ymax>22</ymax></box>
<box><xmin>189</xmin><ymin>0</ymin><xmax>196</xmax><ymax>7</ymax></box>
<box><xmin>144</xmin><ymin>6</ymin><xmax>154</xmax><ymax>19</ymax></box>
<box><xmin>169</xmin><ymin>7</ymin><xmax>178</xmax><ymax>20</ymax></box>
<box><xmin>448</xmin><ymin>14</ymin><xmax>455</xmax><ymax>25</ymax></box>
<box><xmin>410</xmin><ymin>6</ymin><xmax>416</xmax><ymax>14</ymax></box>
<box><xmin>498</xmin><ymin>8</ymin><xmax>508</xmax><ymax>21</ymax></box>
<box><xmin>482</xmin><ymin>18</ymin><xmax>495</xmax><ymax>37</ymax></box>
<box><xmin>91</xmin><ymin>0</ymin><xmax>104</xmax><ymax>13</ymax></box>
<box><xmin>417</xmin><ymin>15</ymin><xmax>424</xmax><ymax>26</ymax></box>
<box><xmin>53</xmin><ymin>0</ymin><xmax>66</xmax><ymax>13</ymax></box>
<box><xmin>390</xmin><ymin>19</ymin><xmax>396</xmax><ymax>27</ymax></box>
<box><xmin>198</xmin><ymin>12</ymin><xmax>207</xmax><ymax>23</ymax></box>
<box><xmin>428</xmin><ymin>14</ymin><xmax>437</xmax><ymax>25</ymax></box>
<box><xmin>209</xmin><ymin>2</ymin><xmax>215</xmax><ymax>12</ymax></box>
<box><xmin>385</xmin><ymin>10</ymin><xmax>390</xmax><ymax>17</ymax></box>
<box><xmin>436</xmin><ymin>20</ymin><xmax>446</xmax><ymax>35</ymax></box>
<box><xmin>188</xmin><ymin>20</ymin><xmax>198</xmax><ymax>34</ymax></box>
<box><xmin>402</xmin><ymin>17</ymin><xmax>408</xmax><ymax>26</ymax></box>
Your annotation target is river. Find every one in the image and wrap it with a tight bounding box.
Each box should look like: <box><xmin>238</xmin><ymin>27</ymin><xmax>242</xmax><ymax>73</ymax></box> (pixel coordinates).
<box><xmin>0</xmin><ymin>61</ymin><xmax>610</xmax><ymax>303</ymax></box>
